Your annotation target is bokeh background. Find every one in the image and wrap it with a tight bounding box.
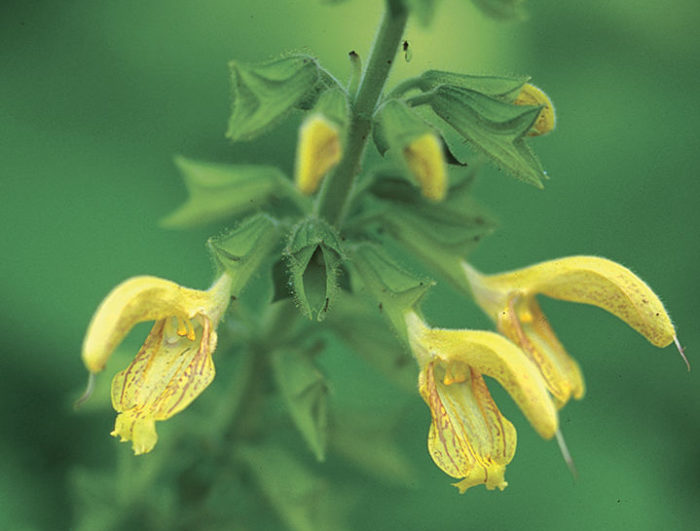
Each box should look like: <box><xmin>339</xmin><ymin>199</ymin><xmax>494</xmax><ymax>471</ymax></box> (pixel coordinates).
<box><xmin>2</xmin><ymin>0</ymin><xmax>699</xmax><ymax>529</ymax></box>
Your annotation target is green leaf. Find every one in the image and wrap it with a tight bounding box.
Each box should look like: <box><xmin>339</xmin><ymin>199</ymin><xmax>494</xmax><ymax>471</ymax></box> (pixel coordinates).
<box><xmin>350</xmin><ymin>242</ymin><xmax>433</xmax><ymax>343</ymax></box>
<box><xmin>414</xmin><ymin>70</ymin><xmax>528</xmax><ymax>100</ymax></box>
<box><xmin>409</xmin><ymin>85</ymin><xmax>546</xmax><ymax>187</ymax></box>
<box><xmin>285</xmin><ymin>218</ymin><xmax>345</xmax><ymax>322</ymax></box>
<box><xmin>369</xmin><ymin>171</ymin><xmax>496</xmax><ymax>287</ymax></box>
<box><xmin>471</xmin><ymin>0</ymin><xmax>527</xmax><ymax>20</ymax></box>
<box><xmin>271</xmin><ymin>349</ymin><xmax>329</xmax><ymax>461</ymax></box>
<box><xmin>227</xmin><ymin>55</ymin><xmax>320</xmax><ymax>141</ymax></box>
<box><xmin>207</xmin><ymin>213</ymin><xmax>282</xmax><ymax>296</ymax></box>
<box><xmin>160</xmin><ymin>156</ymin><xmax>290</xmax><ymax>228</ymax></box>
<box><xmin>237</xmin><ymin>443</ymin><xmax>349</xmax><ymax>531</ymax></box>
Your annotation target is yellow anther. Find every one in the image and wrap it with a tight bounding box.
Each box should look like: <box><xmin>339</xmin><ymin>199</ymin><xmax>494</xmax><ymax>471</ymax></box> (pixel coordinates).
<box><xmin>176</xmin><ymin>317</ymin><xmax>188</xmax><ymax>337</ymax></box>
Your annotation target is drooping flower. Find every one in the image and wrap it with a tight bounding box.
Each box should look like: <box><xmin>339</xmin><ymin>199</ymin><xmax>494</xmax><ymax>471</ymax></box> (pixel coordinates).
<box><xmin>81</xmin><ymin>273</ymin><xmax>233</xmax><ymax>454</ymax></box>
<box><xmin>462</xmin><ymin>256</ymin><xmax>686</xmax><ymax>408</ymax></box>
<box><xmin>406</xmin><ymin>311</ymin><xmax>557</xmax><ymax>492</ymax></box>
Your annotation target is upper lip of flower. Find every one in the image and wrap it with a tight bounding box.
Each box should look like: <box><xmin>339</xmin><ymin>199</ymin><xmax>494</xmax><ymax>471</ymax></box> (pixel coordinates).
<box><xmin>461</xmin><ymin>255</ymin><xmax>688</xmax><ymax>405</ymax></box>
<box><xmin>82</xmin><ymin>274</ymin><xmax>232</xmax><ymax>373</ymax></box>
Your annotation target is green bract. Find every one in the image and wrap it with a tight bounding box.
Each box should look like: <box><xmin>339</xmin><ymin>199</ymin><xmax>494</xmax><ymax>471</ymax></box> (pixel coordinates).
<box><xmin>350</xmin><ymin>242</ymin><xmax>434</xmax><ymax>342</ymax></box>
<box><xmin>207</xmin><ymin>213</ymin><xmax>281</xmax><ymax>296</ymax></box>
<box><xmin>408</xmin><ymin>85</ymin><xmax>547</xmax><ymax>187</ymax></box>
<box><xmin>271</xmin><ymin>348</ymin><xmax>329</xmax><ymax>461</ymax></box>
<box><xmin>368</xmin><ymin>172</ymin><xmax>496</xmax><ymax>287</ymax></box>
<box><xmin>410</xmin><ymin>70</ymin><xmax>528</xmax><ymax>100</ymax></box>
<box><xmin>226</xmin><ymin>55</ymin><xmax>321</xmax><ymax>141</ymax></box>
<box><xmin>285</xmin><ymin>218</ymin><xmax>345</xmax><ymax>322</ymax></box>
<box><xmin>161</xmin><ymin>156</ymin><xmax>298</xmax><ymax>228</ymax></box>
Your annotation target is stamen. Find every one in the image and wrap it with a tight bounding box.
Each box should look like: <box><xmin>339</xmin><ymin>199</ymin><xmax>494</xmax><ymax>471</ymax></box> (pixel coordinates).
<box><xmin>186</xmin><ymin>319</ymin><xmax>196</xmax><ymax>341</ymax></box>
<box><xmin>74</xmin><ymin>372</ymin><xmax>96</xmax><ymax>409</ymax></box>
<box><xmin>176</xmin><ymin>317</ymin><xmax>188</xmax><ymax>337</ymax></box>
<box><xmin>555</xmin><ymin>428</ymin><xmax>578</xmax><ymax>480</ymax></box>
<box><xmin>673</xmin><ymin>335</ymin><xmax>690</xmax><ymax>372</ymax></box>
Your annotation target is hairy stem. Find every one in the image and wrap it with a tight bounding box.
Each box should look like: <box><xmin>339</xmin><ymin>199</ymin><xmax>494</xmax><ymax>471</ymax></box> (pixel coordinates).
<box><xmin>314</xmin><ymin>0</ymin><xmax>408</xmax><ymax>227</ymax></box>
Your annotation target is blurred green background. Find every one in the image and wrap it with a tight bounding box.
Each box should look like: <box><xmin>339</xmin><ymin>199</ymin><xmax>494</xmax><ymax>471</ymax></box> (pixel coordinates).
<box><xmin>2</xmin><ymin>0</ymin><xmax>699</xmax><ymax>529</ymax></box>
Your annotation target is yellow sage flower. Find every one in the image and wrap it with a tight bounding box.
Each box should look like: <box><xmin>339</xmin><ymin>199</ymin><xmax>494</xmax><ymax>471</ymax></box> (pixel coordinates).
<box><xmin>406</xmin><ymin>312</ymin><xmax>557</xmax><ymax>493</ymax></box>
<box><xmin>82</xmin><ymin>273</ymin><xmax>233</xmax><ymax>454</ymax></box>
<box><xmin>402</xmin><ymin>132</ymin><xmax>447</xmax><ymax>202</ymax></box>
<box><xmin>462</xmin><ymin>256</ymin><xmax>685</xmax><ymax>408</ymax></box>
<box><xmin>295</xmin><ymin>114</ymin><xmax>342</xmax><ymax>195</ymax></box>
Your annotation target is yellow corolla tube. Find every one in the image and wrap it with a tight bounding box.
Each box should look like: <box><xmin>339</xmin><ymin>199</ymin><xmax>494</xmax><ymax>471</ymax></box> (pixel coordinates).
<box><xmin>402</xmin><ymin>132</ymin><xmax>447</xmax><ymax>202</ymax></box>
<box><xmin>462</xmin><ymin>256</ymin><xmax>687</xmax><ymax>406</ymax></box>
<box><xmin>405</xmin><ymin>312</ymin><xmax>557</xmax><ymax>493</ymax></box>
<box><xmin>294</xmin><ymin>114</ymin><xmax>342</xmax><ymax>195</ymax></box>
<box><xmin>81</xmin><ymin>273</ymin><xmax>233</xmax><ymax>454</ymax></box>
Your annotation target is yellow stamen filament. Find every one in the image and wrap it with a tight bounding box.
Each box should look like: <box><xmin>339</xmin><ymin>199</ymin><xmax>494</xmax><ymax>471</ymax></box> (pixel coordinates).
<box><xmin>175</xmin><ymin>316</ymin><xmax>197</xmax><ymax>341</ymax></box>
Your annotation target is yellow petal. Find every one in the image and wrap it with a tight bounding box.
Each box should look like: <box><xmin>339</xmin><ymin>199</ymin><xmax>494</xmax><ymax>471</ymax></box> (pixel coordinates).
<box><xmin>484</xmin><ymin>256</ymin><xmax>675</xmax><ymax>348</ymax></box>
<box><xmin>111</xmin><ymin>411</ymin><xmax>158</xmax><ymax>455</ymax></box>
<box><xmin>514</xmin><ymin>83</ymin><xmax>556</xmax><ymax>136</ymax></box>
<box><xmin>498</xmin><ymin>295</ymin><xmax>585</xmax><ymax>406</ymax></box>
<box><xmin>402</xmin><ymin>133</ymin><xmax>447</xmax><ymax>201</ymax></box>
<box><xmin>82</xmin><ymin>276</ymin><xmax>211</xmax><ymax>373</ymax></box>
<box><xmin>420</xmin><ymin>328</ymin><xmax>558</xmax><ymax>439</ymax></box>
<box><xmin>111</xmin><ymin>316</ymin><xmax>216</xmax><ymax>454</ymax></box>
<box><xmin>82</xmin><ymin>274</ymin><xmax>231</xmax><ymax>373</ymax></box>
<box><xmin>295</xmin><ymin>114</ymin><xmax>342</xmax><ymax>195</ymax></box>
<box><xmin>419</xmin><ymin>363</ymin><xmax>514</xmax><ymax>492</ymax></box>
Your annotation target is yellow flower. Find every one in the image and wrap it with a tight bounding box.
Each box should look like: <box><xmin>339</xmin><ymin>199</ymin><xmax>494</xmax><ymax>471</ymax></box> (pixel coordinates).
<box><xmin>513</xmin><ymin>83</ymin><xmax>556</xmax><ymax>137</ymax></box>
<box><xmin>294</xmin><ymin>114</ymin><xmax>342</xmax><ymax>195</ymax></box>
<box><xmin>82</xmin><ymin>273</ymin><xmax>232</xmax><ymax>454</ymax></box>
<box><xmin>402</xmin><ymin>133</ymin><xmax>447</xmax><ymax>202</ymax></box>
<box><xmin>462</xmin><ymin>256</ymin><xmax>686</xmax><ymax>408</ymax></box>
<box><xmin>406</xmin><ymin>312</ymin><xmax>557</xmax><ymax>493</ymax></box>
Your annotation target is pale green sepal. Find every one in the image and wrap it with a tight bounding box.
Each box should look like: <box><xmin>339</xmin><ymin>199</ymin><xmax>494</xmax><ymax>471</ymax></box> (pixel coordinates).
<box><xmin>160</xmin><ymin>156</ymin><xmax>288</xmax><ymax>228</ymax></box>
<box><xmin>350</xmin><ymin>242</ymin><xmax>434</xmax><ymax>343</ymax></box>
<box><xmin>409</xmin><ymin>85</ymin><xmax>546</xmax><ymax>187</ymax></box>
<box><xmin>271</xmin><ymin>348</ymin><xmax>329</xmax><ymax>462</ymax></box>
<box><xmin>415</xmin><ymin>71</ymin><xmax>529</xmax><ymax>100</ymax></box>
<box><xmin>285</xmin><ymin>218</ymin><xmax>346</xmax><ymax>321</ymax></box>
<box><xmin>237</xmin><ymin>443</ymin><xmax>350</xmax><ymax>531</ymax></box>
<box><xmin>312</xmin><ymin>87</ymin><xmax>350</xmax><ymax>131</ymax></box>
<box><xmin>207</xmin><ymin>213</ymin><xmax>282</xmax><ymax>296</ymax></box>
<box><xmin>373</xmin><ymin>99</ymin><xmax>434</xmax><ymax>156</ymax></box>
<box><xmin>226</xmin><ymin>55</ymin><xmax>320</xmax><ymax>141</ymax></box>
<box><xmin>371</xmin><ymin>172</ymin><xmax>496</xmax><ymax>285</ymax></box>
<box><xmin>471</xmin><ymin>0</ymin><xmax>527</xmax><ymax>20</ymax></box>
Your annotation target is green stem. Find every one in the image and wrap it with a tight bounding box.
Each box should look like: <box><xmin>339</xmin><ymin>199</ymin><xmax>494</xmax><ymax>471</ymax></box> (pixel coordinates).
<box><xmin>314</xmin><ymin>0</ymin><xmax>408</xmax><ymax>227</ymax></box>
